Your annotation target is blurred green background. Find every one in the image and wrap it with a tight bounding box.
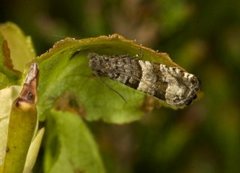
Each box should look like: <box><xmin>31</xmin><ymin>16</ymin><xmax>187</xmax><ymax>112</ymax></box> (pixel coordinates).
<box><xmin>1</xmin><ymin>0</ymin><xmax>240</xmax><ymax>173</ymax></box>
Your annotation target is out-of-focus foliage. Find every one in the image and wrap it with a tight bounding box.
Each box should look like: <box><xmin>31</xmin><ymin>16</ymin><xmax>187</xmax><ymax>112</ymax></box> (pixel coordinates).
<box><xmin>0</xmin><ymin>22</ymin><xmax>36</xmax><ymax>87</ymax></box>
<box><xmin>0</xmin><ymin>22</ymin><xmax>36</xmax><ymax>72</ymax></box>
<box><xmin>1</xmin><ymin>0</ymin><xmax>240</xmax><ymax>173</ymax></box>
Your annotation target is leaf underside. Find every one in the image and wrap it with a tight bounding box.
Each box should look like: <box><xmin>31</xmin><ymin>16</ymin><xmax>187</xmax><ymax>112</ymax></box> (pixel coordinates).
<box><xmin>37</xmin><ymin>34</ymin><xmax>182</xmax><ymax>124</ymax></box>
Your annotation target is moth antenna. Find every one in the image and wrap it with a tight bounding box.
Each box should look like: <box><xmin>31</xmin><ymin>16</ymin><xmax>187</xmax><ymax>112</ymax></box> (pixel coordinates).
<box><xmin>97</xmin><ymin>77</ymin><xmax>127</xmax><ymax>103</ymax></box>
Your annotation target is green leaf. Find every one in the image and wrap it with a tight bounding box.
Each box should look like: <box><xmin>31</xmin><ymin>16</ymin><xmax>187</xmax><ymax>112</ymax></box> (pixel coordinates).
<box><xmin>0</xmin><ymin>33</ymin><xmax>19</xmax><ymax>82</ymax></box>
<box><xmin>0</xmin><ymin>22</ymin><xmax>36</xmax><ymax>73</ymax></box>
<box><xmin>44</xmin><ymin>110</ymin><xmax>105</xmax><ymax>173</ymax></box>
<box><xmin>3</xmin><ymin>97</ymin><xmax>37</xmax><ymax>173</ymax></box>
<box><xmin>37</xmin><ymin>35</ymin><xmax>182</xmax><ymax>123</ymax></box>
<box><xmin>0</xmin><ymin>22</ymin><xmax>36</xmax><ymax>89</ymax></box>
<box><xmin>0</xmin><ymin>73</ymin><xmax>11</xmax><ymax>89</ymax></box>
<box><xmin>0</xmin><ymin>86</ymin><xmax>21</xmax><ymax>172</ymax></box>
<box><xmin>24</xmin><ymin>128</ymin><xmax>45</xmax><ymax>173</ymax></box>
<box><xmin>3</xmin><ymin>63</ymin><xmax>38</xmax><ymax>173</ymax></box>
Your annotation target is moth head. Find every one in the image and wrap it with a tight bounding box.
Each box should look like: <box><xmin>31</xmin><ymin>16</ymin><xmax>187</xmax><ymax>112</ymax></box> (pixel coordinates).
<box><xmin>164</xmin><ymin>73</ymin><xmax>200</xmax><ymax>108</ymax></box>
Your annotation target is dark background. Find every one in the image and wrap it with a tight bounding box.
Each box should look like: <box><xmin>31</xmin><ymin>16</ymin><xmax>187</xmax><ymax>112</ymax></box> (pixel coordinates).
<box><xmin>1</xmin><ymin>0</ymin><xmax>240</xmax><ymax>173</ymax></box>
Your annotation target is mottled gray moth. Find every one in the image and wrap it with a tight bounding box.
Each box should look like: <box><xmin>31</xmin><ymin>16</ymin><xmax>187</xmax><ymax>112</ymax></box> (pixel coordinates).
<box><xmin>88</xmin><ymin>53</ymin><xmax>200</xmax><ymax>108</ymax></box>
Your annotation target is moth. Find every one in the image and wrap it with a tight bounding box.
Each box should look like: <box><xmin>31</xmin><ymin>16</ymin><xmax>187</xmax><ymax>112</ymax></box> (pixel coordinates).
<box><xmin>88</xmin><ymin>53</ymin><xmax>200</xmax><ymax>108</ymax></box>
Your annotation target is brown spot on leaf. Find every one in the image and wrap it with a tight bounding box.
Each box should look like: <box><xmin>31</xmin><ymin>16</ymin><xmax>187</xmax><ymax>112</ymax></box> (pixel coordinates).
<box><xmin>69</xmin><ymin>158</ymin><xmax>84</xmax><ymax>173</ymax></box>
<box><xmin>14</xmin><ymin>63</ymin><xmax>38</xmax><ymax>111</ymax></box>
<box><xmin>1</xmin><ymin>40</ymin><xmax>20</xmax><ymax>75</ymax></box>
<box><xmin>16</xmin><ymin>63</ymin><xmax>38</xmax><ymax>106</ymax></box>
<box><xmin>54</xmin><ymin>92</ymin><xmax>86</xmax><ymax>117</ymax></box>
<box><xmin>6</xmin><ymin>146</ymin><xmax>9</xmax><ymax>153</ymax></box>
<box><xmin>2</xmin><ymin>40</ymin><xmax>14</xmax><ymax>70</ymax></box>
<box><xmin>141</xmin><ymin>95</ymin><xmax>160</xmax><ymax>113</ymax></box>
